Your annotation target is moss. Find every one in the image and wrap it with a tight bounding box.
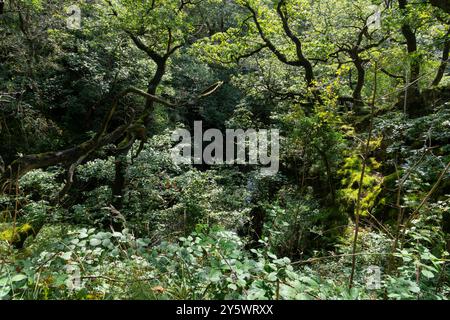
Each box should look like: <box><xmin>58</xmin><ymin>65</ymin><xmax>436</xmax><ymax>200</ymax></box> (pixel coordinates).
<box><xmin>338</xmin><ymin>154</ymin><xmax>384</xmax><ymax>216</ymax></box>
<box><xmin>0</xmin><ymin>223</ymin><xmax>34</xmax><ymax>247</ymax></box>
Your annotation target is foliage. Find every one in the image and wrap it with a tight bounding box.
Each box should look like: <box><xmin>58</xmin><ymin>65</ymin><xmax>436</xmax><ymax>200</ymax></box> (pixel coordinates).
<box><xmin>1</xmin><ymin>0</ymin><xmax>450</xmax><ymax>301</ymax></box>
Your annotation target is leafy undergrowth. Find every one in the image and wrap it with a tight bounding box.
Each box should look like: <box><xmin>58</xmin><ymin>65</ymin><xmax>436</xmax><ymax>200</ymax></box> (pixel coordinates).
<box><xmin>1</xmin><ymin>220</ymin><xmax>449</xmax><ymax>300</ymax></box>
<box><xmin>1</xmin><ymin>118</ymin><xmax>450</xmax><ymax>300</ymax></box>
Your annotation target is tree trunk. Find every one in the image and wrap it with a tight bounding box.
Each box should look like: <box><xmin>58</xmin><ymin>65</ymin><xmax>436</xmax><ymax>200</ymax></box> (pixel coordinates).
<box><xmin>432</xmin><ymin>29</ymin><xmax>450</xmax><ymax>87</ymax></box>
<box><xmin>398</xmin><ymin>0</ymin><xmax>423</xmax><ymax>117</ymax></box>
<box><xmin>352</xmin><ymin>54</ymin><xmax>366</xmax><ymax>108</ymax></box>
<box><xmin>111</xmin><ymin>60</ymin><xmax>167</xmax><ymax>210</ymax></box>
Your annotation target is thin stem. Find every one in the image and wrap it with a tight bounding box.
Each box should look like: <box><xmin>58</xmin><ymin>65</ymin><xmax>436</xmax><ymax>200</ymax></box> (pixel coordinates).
<box><xmin>349</xmin><ymin>62</ymin><xmax>378</xmax><ymax>289</ymax></box>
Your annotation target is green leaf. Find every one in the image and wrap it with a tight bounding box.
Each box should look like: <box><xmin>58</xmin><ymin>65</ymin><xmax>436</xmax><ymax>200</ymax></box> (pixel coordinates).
<box><xmin>208</xmin><ymin>269</ymin><xmax>222</xmax><ymax>283</ymax></box>
<box><xmin>421</xmin><ymin>269</ymin><xmax>434</xmax><ymax>279</ymax></box>
<box><xmin>78</xmin><ymin>232</ymin><xmax>88</xmax><ymax>239</ymax></box>
<box><xmin>102</xmin><ymin>239</ymin><xmax>113</xmax><ymax>249</ymax></box>
<box><xmin>11</xmin><ymin>274</ymin><xmax>27</xmax><ymax>282</ymax></box>
<box><xmin>0</xmin><ymin>286</ymin><xmax>10</xmax><ymax>299</ymax></box>
<box><xmin>409</xmin><ymin>283</ymin><xmax>420</xmax><ymax>293</ymax></box>
<box><xmin>0</xmin><ymin>277</ymin><xmax>9</xmax><ymax>286</ymax></box>
<box><xmin>267</xmin><ymin>252</ymin><xmax>277</xmax><ymax>259</ymax></box>
<box><xmin>299</xmin><ymin>276</ymin><xmax>318</xmax><ymax>287</ymax></box>
<box><xmin>112</xmin><ymin>232</ymin><xmax>122</xmax><ymax>238</ymax></box>
<box><xmin>89</xmin><ymin>238</ymin><xmax>102</xmax><ymax>246</ymax></box>
<box><xmin>267</xmin><ymin>272</ymin><xmax>278</xmax><ymax>282</ymax></box>
<box><xmin>349</xmin><ymin>287</ymin><xmax>359</xmax><ymax>299</ymax></box>
<box><xmin>227</xmin><ymin>283</ymin><xmax>237</xmax><ymax>290</ymax></box>
<box><xmin>60</xmin><ymin>252</ymin><xmax>72</xmax><ymax>260</ymax></box>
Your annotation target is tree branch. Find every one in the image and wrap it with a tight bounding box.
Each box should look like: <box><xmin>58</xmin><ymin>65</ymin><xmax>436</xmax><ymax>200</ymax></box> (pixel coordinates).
<box><xmin>245</xmin><ymin>3</ymin><xmax>303</xmax><ymax>68</ymax></box>
<box><xmin>276</xmin><ymin>0</ymin><xmax>314</xmax><ymax>85</ymax></box>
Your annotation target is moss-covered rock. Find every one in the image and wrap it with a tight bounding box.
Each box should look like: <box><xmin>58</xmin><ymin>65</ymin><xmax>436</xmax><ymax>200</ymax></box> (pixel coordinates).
<box><xmin>0</xmin><ymin>223</ymin><xmax>35</xmax><ymax>248</ymax></box>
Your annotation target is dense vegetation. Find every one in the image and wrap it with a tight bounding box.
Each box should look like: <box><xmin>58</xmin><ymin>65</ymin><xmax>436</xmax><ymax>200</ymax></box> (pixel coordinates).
<box><xmin>0</xmin><ymin>0</ymin><xmax>449</xmax><ymax>300</ymax></box>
